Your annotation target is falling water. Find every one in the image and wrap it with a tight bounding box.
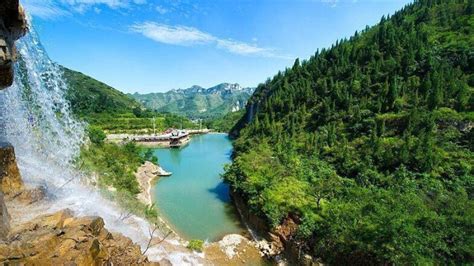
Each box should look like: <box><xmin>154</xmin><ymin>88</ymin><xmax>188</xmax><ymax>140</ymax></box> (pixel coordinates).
<box><xmin>0</xmin><ymin>22</ymin><xmax>85</xmax><ymax>188</ymax></box>
<box><xmin>0</xmin><ymin>20</ymin><xmax>201</xmax><ymax>264</ymax></box>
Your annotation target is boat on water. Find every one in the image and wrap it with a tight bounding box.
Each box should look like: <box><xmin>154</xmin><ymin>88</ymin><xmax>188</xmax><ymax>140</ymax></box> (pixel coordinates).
<box><xmin>169</xmin><ymin>130</ymin><xmax>190</xmax><ymax>148</ymax></box>
<box><xmin>156</xmin><ymin>165</ymin><xmax>172</xmax><ymax>176</ymax></box>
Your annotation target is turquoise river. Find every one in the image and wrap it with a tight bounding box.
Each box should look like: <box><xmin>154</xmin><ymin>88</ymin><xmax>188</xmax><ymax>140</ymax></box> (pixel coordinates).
<box><xmin>152</xmin><ymin>133</ymin><xmax>246</xmax><ymax>241</ymax></box>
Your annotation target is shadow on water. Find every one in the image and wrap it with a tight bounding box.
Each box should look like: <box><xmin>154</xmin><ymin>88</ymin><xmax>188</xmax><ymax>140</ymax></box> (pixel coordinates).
<box><xmin>207</xmin><ymin>182</ymin><xmax>231</xmax><ymax>202</ymax></box>
<box><xmin>169</xmin><ymin>148</ymin><xmax>182</xmax><ymax>165</ymax></box>
<box><xmin>224</xmin><ymin>149</ymin><xmax>233</xmax><ymax>158</ymax></box>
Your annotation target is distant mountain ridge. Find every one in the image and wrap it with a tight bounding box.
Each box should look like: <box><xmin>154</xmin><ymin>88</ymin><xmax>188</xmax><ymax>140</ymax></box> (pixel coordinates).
<box><xmin>129</xmin><ymin>83</ymin><xmax>255</xmax><ymax>119</ymax></box>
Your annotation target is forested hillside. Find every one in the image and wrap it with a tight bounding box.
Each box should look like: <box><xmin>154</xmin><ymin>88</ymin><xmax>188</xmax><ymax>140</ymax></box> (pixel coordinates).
<box><xmin>62</xmin><ymin>67</ymin><xmax>196</xmax><ymax>133</ymax></box>
<box><xmin>130</xmin><ymin>83</ymin><xmax>254</xmax><ymax>119</ymax></box>
<box><xmin>63</xmin><ymin>67</ymin><xmax>140</xmax><ymax>116</ymax></box>
<box><xmin>225</xmin><ymin>0</ymin><xmax>474</xmax><ymax>264</ymax></box>
<box><xmin>205</xmin><ymin>110</ymin><xmax>245</xmax><ymax>132</ymax></box>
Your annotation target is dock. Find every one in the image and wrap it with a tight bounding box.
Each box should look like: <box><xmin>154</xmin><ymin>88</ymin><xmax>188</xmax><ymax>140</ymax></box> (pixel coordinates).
<box><xmin>106</xmin><ymin>128</ymin><xmax>203</xmax><ymax>148</ymax></box>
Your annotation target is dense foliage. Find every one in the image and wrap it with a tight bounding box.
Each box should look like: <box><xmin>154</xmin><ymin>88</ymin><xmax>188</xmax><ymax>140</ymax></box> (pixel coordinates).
<box><xmin>130</xmin><ymin>83</ymin><xmax>254</xmax><ymax>119</ymax></box>
<box><xmin>225</xmin><ymin>0</ymin><xmax>474</xmax><ymax>264</ymax></box>
<box><xmin>80</xmin><ymin>141</ymin><xmax>144</xmax><ymax>194</ymax></box>
<box><xmin>205</xmin><ymin>110</ymin><xmax>245</xmax><ymax>132</ymax></box>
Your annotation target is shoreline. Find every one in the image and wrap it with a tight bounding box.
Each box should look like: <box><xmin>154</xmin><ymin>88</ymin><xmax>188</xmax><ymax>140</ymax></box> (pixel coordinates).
<box><xmin>133</xmin><ymin>145</ymin><xmax>268</xmax><ymax>264</ymax></box>
<box><xmin>135</xmin><ymin>161</ymin><xmax>172</xmax><ymax>207</ymax></box>
<box><xmin>133</xmin><ymin>161</ymin><xmax>187</xmax><ymax>247</ymax></box>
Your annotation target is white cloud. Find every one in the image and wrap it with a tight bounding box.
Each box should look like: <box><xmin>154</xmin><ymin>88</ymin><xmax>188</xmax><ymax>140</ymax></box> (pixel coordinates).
<box><xmin>22</xmin><ymin>0</ymin><xmax>147</xmax><ymax>18</ymax></box>
<box><xmin>60</xmin><ymin>0</ymin><xmax>145</xmax><ymax>9</ymax></box>
<box><xmin>321</xmin><ymin>0</ymin><xmax>339</xmax><ymax>7</ymax></box>
<box><xmin>217</xmin><ymin>39</ymin><xmax>270</xmax><ymax>56</ymax></box>
<box><xmin>130</xmin><ymin>23</ymin><xmax>214</xmax><ymax>45</ymax></box>
<box><xmin>155</xmin><ymin>5</ymin><xmax>168</xmax><ymax>15</ymax></box>
<box><xmin>131</xmin><ymin>22</ymin><xmax>290</xmax><ymax>59</ymax></box>
<box><xmin>22</xmin><ymin>0</ymin><xmax>70</xmax><ymax>19</ymax></box>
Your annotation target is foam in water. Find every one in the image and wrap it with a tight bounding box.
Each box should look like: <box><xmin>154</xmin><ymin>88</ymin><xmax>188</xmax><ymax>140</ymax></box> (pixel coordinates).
<box><xmin>0</xmin><ymin>19</ymin><xmax>201</xmax><ymax>265</ymax></box>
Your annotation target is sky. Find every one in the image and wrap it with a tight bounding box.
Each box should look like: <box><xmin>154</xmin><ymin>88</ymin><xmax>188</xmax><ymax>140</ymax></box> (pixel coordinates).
<box><xmin>22</xmin><ymin>0</ymin><xmax>412</xmax><ymax>93</ymax></box>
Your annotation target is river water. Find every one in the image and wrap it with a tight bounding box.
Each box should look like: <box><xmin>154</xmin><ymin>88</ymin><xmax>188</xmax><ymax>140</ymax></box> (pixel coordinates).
<box><xmin>152</xmin><ymin>133</ymin><xmax>245</xmax><ymax>241</ymax></box>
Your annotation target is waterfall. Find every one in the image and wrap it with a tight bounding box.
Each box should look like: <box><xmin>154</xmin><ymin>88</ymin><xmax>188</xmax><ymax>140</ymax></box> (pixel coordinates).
<box><xmin>0</xmin><ymin>20</ymin><xmax>201</xmax><ymax>265</ymax></box>
<box><xmin>0</xmin><ymin>23</ymin><xmax>85</xmax><ymax>188</ymax></box>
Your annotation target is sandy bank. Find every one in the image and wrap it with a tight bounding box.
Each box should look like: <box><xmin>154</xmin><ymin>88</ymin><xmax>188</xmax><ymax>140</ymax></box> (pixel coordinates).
<box><xmin>135</xmin><ymin>161</ymin><xmax>171</xmax><ymax>206</ymax></box>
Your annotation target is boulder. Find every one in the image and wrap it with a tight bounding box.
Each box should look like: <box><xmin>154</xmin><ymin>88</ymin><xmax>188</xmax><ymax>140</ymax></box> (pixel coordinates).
<box><xmin>205</xmin><ymin>234</ymin><xmax>266</xmax><ymax>266</ymax></box>
<box><xmin>0</xmin><ymin>142</ymin><xmax>23</xmax><ymax>195</ymax></box>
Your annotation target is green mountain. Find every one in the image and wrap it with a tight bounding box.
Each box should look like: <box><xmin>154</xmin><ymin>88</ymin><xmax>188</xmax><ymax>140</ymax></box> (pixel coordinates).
<box><xmin>62</xmin><ymin>67</ymin><xmax>196</xmax><ymax>133</ymax></box>
<box><xmin>226</xmin><ymin>0</ymin><xmax>473</xmax><ymax>264</ymax></box>
<box><xmin>129</xmin><ymin>83</ymin><xmax>255</xmax><ymax>119</ymax></box>
<box><xmin>62</xmin><ymin>67</ymin><xmax>141</xmax><ymax>116</ymax></box>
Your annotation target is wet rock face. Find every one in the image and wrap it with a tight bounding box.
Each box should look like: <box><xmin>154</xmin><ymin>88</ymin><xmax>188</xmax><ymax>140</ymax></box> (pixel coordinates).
<box><xmin>0</xmin><ymin>209</ymin><xmax>150</xmax><ymax>265</ymax></box>
<box><xmin>0</xmin><ymin>192</ymin><xmax>8</xmax><ymax>240</ymax></box>
<box><xmin>0</xmin><ymin>142</ymin><xmax>23</xmax><ymax>195</ymax></box>
<box><xmin>0</xmin><ymin>0</ymin><xmax>27</xmax><ymax>89</ymax></box>
<box><xmin>0</xmin><ymin>142</ymin><xmax>22</xmax><ymax>241</ymax></box>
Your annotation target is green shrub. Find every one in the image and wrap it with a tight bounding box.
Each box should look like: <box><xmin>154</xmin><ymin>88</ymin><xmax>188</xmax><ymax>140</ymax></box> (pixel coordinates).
<box><xmin>187</xmin><ymin>239</ymin><xmax>204</xmax><ymax>252</ymax></box>
<box><xmin>88</xmin><ymin>126</ymin><xmax>106</xmax><ymax>145</ymax></box>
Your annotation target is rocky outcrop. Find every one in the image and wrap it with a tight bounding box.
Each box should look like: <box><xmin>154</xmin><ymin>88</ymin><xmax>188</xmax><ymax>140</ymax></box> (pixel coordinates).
<box><xmin>0</xmin><ymin>209</ymin><xmax>150</xmax><ymax>265</ymax></box>
<box><xmin>0</xmin><ymin>142</ymin><xmax>22</xmax><ymax>240</ymax></box>
<box><xmin>230</xmin><ymin>189</ymin><xmax>269</xmax><ymax>234</ymax></box>
<box><xmin>0</xmin><ymin>142</ymin><xmax>23</xmax><ymax>195</ymax></box>
<box><xmin>230</xmin><ymin>189</ymin><xmax>321</xmax><ymax>265</ymax></box>
<box><xmin>204</xmin><ymin>234</ymin><xmax>266</xmax><ymax>265</ymax></box>
<box><xmin>0</xmin><ymin>0</ymin><xmax>28</xmax><ymax>89</ymax></box>
<box><xmin>0</xmin><ymin>143</ymin><xmax>50</xmax><ymax>205</ymax></box>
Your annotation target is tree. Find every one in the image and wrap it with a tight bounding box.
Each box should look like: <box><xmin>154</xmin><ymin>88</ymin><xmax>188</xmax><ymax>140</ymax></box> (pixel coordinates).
<box><xmin>88</xmin><ymin>126</ymin><xmax>106</xmax><ymax>145</ymax></box>
<box><xmin>133</xmin><ymin>106</ymin><xmax>144</xmax><ymax>118</ymax></box>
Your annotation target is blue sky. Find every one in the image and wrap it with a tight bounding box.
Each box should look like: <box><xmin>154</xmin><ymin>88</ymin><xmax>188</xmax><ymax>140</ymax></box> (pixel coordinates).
<box><xmin>22</xmin><ymin>0</ymin><xmax>412</xmax><ymax>93</ymax></box>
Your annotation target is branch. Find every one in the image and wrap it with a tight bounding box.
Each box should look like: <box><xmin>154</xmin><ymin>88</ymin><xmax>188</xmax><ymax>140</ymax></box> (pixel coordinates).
<box><xmin>142</xmin><ymin>224</ymin><xmax>172</xmax><ymax>255</ymax></box>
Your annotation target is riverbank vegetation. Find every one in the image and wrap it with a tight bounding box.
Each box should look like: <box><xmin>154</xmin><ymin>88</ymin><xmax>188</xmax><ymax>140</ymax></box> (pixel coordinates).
<box><xmin>226</xmin><ymin>0</ymin><xmax>473</xmax><ymax>264</ymax></box>
<box><xmin>78</xmin><ymin>126</ymin><xmax>159</xmax><ymax>220</ymax></box>
<box><xmin>187</xmin><ymin>239</ymin><xmax>204</xmax><ymax>252</ymax></box>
